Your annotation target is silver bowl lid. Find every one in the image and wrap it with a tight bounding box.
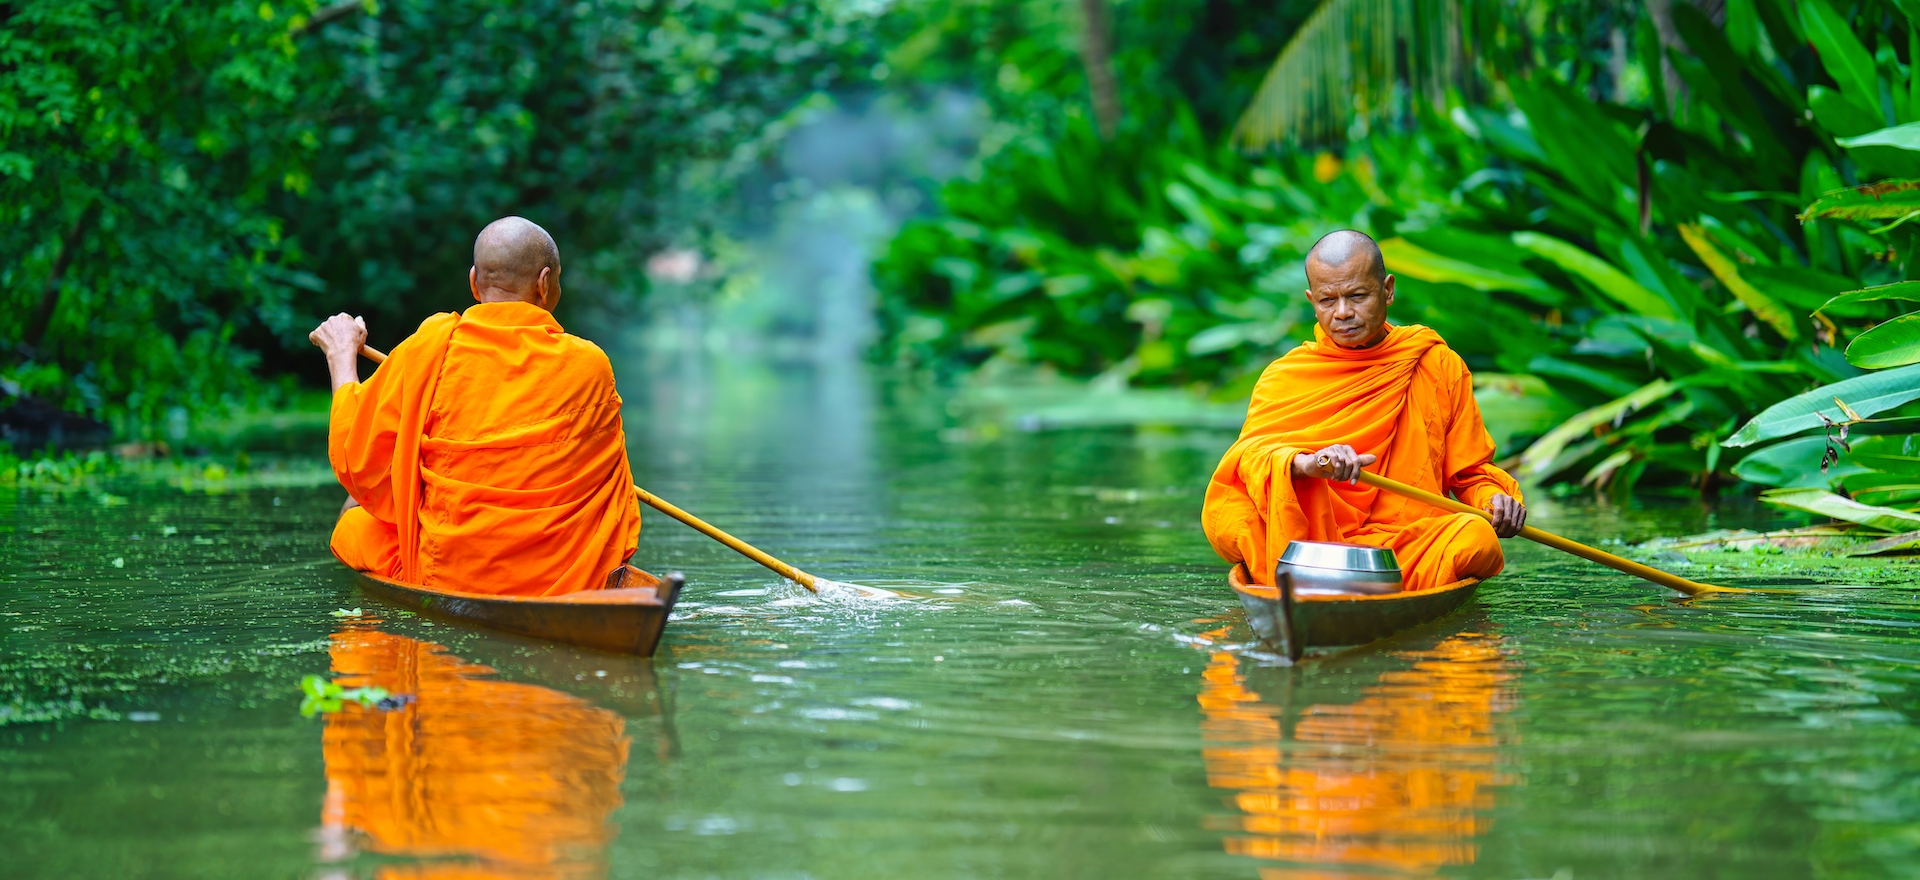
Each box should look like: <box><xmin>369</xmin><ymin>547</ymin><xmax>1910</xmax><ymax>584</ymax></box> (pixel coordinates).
<box><xmin>1278</xmin><ymin>540</ymin><xmax>1401</xmax><ymax>573</ymax></box>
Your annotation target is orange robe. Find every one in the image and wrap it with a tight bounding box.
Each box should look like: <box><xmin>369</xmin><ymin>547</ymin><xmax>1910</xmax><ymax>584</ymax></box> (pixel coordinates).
<box><xmin>329</xmin><ymin>301</ymin><xmax>640</xmax><ymax>596</ymax></box>
<box><xmin>1202</xmin><ymin>324</ymin><xmax>1520</xmax><ymax>591</ymax></box>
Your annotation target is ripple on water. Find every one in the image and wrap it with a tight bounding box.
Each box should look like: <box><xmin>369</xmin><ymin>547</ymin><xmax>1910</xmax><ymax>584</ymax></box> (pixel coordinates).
<box><xmin>4</xmin><ymin>375</ymin><xmax>1920</xmax><ymax>878</ymax></box>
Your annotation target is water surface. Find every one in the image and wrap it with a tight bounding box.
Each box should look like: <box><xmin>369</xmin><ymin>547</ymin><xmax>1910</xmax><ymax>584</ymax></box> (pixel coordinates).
<box><xmin>5</xmin><ymin>357</ymin><xmax>1919</xmax><ymax>879</ymax></box>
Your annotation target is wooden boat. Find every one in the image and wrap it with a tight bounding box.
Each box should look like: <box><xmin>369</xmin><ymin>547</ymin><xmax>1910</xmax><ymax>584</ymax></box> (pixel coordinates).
<box><xmin>355</xmin><ymin>565</ymin><xmax>683</xmax><ymax>656</ymax></box>
<box><xmin>1229</xmin><ymin>563</ymin><xmax>1480</xmax><ymax>662</ymax></box>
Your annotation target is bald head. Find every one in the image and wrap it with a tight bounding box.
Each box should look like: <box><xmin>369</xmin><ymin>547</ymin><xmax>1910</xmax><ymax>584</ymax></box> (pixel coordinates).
<box><xmin>471</xmin><ymin>216</ymin><xmax>562</xmax><ymax>307</ymax></box>
<box><xmin>1302</xmin><ymin>229</ymin><xmax>1395</xmax><ymax>348</ymax></box>
<box><xmin>1305</xmin><ymin>230</ymin><xmax>1386</xmax><ymax>283</ymax></box>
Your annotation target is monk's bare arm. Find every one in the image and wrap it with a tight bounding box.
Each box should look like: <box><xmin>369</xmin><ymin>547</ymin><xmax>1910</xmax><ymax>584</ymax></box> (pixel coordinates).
<box><xmin>308</xmin><ymin>313</ymin><xmax>369</xmax><ymax>391</ymax></box>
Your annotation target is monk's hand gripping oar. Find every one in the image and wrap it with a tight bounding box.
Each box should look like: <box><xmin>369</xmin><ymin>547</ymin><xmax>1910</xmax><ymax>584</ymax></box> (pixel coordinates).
<box><xmin>359</xmin><ymin>345</ymin><xmax>867</xmax><ymax>597</ymax></box>
<box><xmin>1315</xmin><ymin>458</ymin><xmax>1749</xmax><ymax>597</ymax></box>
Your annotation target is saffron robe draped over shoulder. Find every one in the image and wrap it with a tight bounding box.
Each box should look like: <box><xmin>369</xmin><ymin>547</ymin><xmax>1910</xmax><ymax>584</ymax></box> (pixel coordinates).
<box><xmin>329</xmin><ymin>301</ymin><xmax>641</xmax><ymax>597</ymax></box>
<box><xmin>1202</xmin><ymin>324</ymin><xmax>1521</xmax><ymax>591</ymax></box>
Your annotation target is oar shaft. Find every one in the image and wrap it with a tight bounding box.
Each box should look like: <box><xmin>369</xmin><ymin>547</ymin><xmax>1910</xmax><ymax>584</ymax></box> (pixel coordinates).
<box><xmin>357</xmin><ymin>343</ymin><xmax>823</xmax><ymax>593</ymax></box>
<box><xmin>632</xmin><ymin>486</ymin><xmax>822</xmax><ymax>593</ymax></box>
<box><xmin>1353</xmin><ymin>471</ymin><xmax>1740</xmax><ymax>596</ymax></box>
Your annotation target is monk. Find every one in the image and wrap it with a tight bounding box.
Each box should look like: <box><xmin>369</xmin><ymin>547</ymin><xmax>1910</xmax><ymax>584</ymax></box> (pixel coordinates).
<box><xmin>1202</xmin><ymin>230</ymin><xmax>1526</xmax><ymax>591</ymax></box>
<box><xmin>311</xmin><ymin>216</ymin><xmax>641</xmax><ymax>596</ymax></box>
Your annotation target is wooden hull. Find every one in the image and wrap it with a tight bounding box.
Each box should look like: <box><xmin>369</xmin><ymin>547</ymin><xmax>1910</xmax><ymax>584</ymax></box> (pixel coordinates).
<box><xmin>355</xmin><ymin>565</ymin><xmax>683</xmax><ymax>656</ymax></box>
<box><xmin>1230</xmin><ymin>563</ymin><xmax>1479</xmax><ymax>661</ymax></box>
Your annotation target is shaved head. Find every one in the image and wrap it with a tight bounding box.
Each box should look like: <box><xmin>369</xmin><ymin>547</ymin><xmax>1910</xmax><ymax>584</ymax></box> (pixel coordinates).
<box><xmin>1302</xmin><ymin>229</ymin><xmax>1395</xmax><ymax>349</ymax></box>
<box><xmin>1305</xmin><ymin>229</ymin><xmax>1386</xmax><ymax>283</ymax></box>
<box><xmin>472</xmin><ymin>216</ymin><xmax>561</xmax><ymax>303</ymax></box>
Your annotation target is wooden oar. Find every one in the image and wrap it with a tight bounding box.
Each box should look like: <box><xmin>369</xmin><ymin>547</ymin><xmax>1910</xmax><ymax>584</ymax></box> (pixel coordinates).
<box><xmin>1347</xmin><ymin>469</ymin><xmax>1748</xmax><ymax>596</ymax></box>
<box><xmin>358</xmin><ymin>344</ymin><xmax>849</xmax><ymax>594</ymax></box>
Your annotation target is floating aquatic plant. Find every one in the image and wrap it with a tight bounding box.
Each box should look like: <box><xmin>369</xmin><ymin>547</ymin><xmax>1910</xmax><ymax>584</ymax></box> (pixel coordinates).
<box><xmin>297</xmin><ymin>674</ymin><xmax>411</xmax><ymax>718</ymax></box>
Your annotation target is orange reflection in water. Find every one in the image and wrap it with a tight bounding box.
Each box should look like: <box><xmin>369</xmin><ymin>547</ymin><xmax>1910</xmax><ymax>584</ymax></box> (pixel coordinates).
<box><xmin>1199</xmin><ymin>632</ymin><xmax>1517</xmax><ymax>880</ymax></box>
<box><xmin>318</xmin><ymin>626</ymin><xmax>630</xmax><ymax>880</ymax></box>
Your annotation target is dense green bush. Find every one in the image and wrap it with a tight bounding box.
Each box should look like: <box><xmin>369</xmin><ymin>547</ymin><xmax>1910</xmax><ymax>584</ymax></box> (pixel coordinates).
<box><xmin>2</xmin><ymin>1</ymin><xmax>320</xmax><ymax>435</ymax></box>
<box><xmin>2</xmin><ymin>0</ymin><xmax>878</xmax><ymax>439</ymax></box>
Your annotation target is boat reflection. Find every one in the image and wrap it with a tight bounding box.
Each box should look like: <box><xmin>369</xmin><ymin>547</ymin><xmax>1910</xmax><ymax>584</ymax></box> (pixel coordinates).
<box><xmin>1198</xmin><ymin>627</ymin><xmax>1518</xmax><ymax>879</ymax></box>
<box><xmin>315</xmin><ymin>624</ymin><xmax>633</xmax><ymax>879</ymax></box>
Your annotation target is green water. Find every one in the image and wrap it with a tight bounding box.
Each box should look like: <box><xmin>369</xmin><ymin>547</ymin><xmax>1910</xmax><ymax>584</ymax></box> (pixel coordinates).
<box><xmin>5</xmin><ymin>358</ymin><xmax>1920</xmax><ymax>879</ymax></box>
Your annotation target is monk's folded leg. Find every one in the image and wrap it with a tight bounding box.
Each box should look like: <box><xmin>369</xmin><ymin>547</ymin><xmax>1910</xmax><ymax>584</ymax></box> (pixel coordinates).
<box><xmin>331</xmin><ymin>505</ymin><xmax>402</xmax><ymax>578</ymax></box>
<box><xmin>1383</xmin><ymin>512</ymin><xmax>1504</xmax><ymax>591</ymax></box>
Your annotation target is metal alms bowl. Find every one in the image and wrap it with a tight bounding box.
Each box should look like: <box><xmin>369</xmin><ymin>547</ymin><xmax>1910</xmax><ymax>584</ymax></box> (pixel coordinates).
<box><xmin>1276</xmin><ymin>540</ymin><xmax>1403</xmax><ymax>596</ymax></box>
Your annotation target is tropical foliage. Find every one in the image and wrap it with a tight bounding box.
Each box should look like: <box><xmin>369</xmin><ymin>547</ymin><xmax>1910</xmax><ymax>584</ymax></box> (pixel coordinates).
<box><xmin>874</xmin><ymin>0</ymin><xmax>1920</xmax><ymax>504</ymax></box>
<box><xmin>2</xmin><ymin>0</ymin><xmax>878</xmax><ymax>440</ymax></box>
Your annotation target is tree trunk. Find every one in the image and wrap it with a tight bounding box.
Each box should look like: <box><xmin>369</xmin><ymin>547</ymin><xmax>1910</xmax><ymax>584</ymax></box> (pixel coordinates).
<box><xmin>1078</xmin><ymin>0</ymin><xmax>1122</xmax><ymax>139</ymax></box>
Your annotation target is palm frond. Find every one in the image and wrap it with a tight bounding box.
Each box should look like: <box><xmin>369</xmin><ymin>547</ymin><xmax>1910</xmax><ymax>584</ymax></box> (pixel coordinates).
<box><xmin>1232</xmin><ymin>0</ymin><xmax>1465</xmax><ymax>150</ymax></box>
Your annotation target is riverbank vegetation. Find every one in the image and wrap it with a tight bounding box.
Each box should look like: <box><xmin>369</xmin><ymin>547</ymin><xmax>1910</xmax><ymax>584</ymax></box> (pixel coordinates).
<box><xmin>872</xmin><ymin>0</ymin><xmax>1920</xmax><ymax>533</ymax></box>
<box><xmin>4</xmin><ymin>0</ymin><xmax>880</xmax><ymax>440</ymax></box>
<box><xmin>16</xmin><ymin>0</ymin><xmax>1920</xmax><ymax>539</ymax></box>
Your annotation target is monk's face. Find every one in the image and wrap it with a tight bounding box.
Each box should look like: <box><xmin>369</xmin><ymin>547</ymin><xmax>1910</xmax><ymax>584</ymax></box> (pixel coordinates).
<box><xmin>1304</xmin><ymin>257</ymin><xmax>1394</xmax><ymax>348</ymax></box>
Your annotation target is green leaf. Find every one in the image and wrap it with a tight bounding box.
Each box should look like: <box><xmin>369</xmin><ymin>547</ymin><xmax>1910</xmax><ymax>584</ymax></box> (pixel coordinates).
<box><xmin>1518</xmin><ymin>379</ymin><xmax>1679</xmax><ymax>478</ymax></box>
<box><xmin>1744</xmin><ymin>265</ymin><xmax>1859</xmax><ymax>312</ymax></box>
<box><xmin>1808</xmin><ymin>84</ymin><xmax>1888</xmax><ymax>139</ymax></box>
<box><xmin>1841</xmin><ymin>470</ymin><xmax>1920</xmax><ymax>506</ymax></box>
<box><xmin>1725</xmin><ymin>362</ymin><xmax>1920</xmax><ymax>446</ymax></box>
<box><xmin>1725</xmin><ymin>0</ymin><xmax>1762</xmax><ymax>57</ymax></box>
<box><xmin>1847</xmin><ymin>313</ymin><xmax>1920</xmax><ymax>368</ymax></box>
<box><xmin>1511</xmin><ymin>232</ymin><xmax>1679</xmax><ymax>319</ymax></box>
<box><xmin>1801</xmin><ymin>179</ymin><xmax>1920</xmax><ymax>221</ymax></box>
<box><xmin>1799</xmin><ymin>0</ymin><xmax>1885</xmax><ymax>119</ymax></box>
<box><xmin>1677</xmin><ymin>223</ymin><xmax>1799</xmax><ymax>339</ymax></box>
<box><xmin>1837</xmin><ymin>121</ymin><xmax>1920</xmax><ymax>151</ymax></box>
<box><xmin>1378</xmin><ymin>236</ymin><xmax>1556</xmax><ymax>299</ymax></box>
<box><xmin>1760</xmin><ymin>487</ymin><xmax>1920</xmax><ymax>532</ymax></box>
<box><xmin>1730</xmin><ymin>436</ymin><xmax>1868</xmax><ymax>487</ymax></box>
<box><xmin>1848</xmin><ymin>433</ymin><xmax>1920</xmax><ymax>472</ymax></box>
<box><xmin>1527</xmin><ymin>355</ymin><xmax>1641</xmax><ymax>398</ymax></box>
<box><xmin>1473</xmin><ymin>374</ymin><xmax>1581</xmax><ymax>455</ymax></box>
<box><xmin>1817</xmin><ymin>281</ymin><xmax>1920</xmax><ymax>314</ymax></box>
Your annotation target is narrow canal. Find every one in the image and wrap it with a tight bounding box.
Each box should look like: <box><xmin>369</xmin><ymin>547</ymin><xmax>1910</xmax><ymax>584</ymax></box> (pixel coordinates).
<box><xmin>5</xmin><ymin>353</ymin><xmax>1919</xmax><ymax>879</ymax></box>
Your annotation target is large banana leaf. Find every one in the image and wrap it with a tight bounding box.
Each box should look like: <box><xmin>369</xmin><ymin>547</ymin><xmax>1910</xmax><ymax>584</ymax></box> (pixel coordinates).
<box><xmin>1730</xmin><ymin>435</ymin><xmax>1869</xmax><ymax>488</ymax></box>
<box><xmin>1725</xmin><ymin>362</ymin><xmax>1920</xmax><ymax>446</ymax></box>
<box><xmin>1377</xmin><ymin>236</ymin><xmax>1555</xmax><ymax>300</ymax></box>
<box><xmin>1837</xmin><ymin>122</ymin><xmax>1920</xmax><ymax>152</ymax></box>
<box><xmin>1848</xmin><ymin>433</ymin><xmax>1920</xmax><ymax>472</ymax></box>
<box><xmin>1512</xmin><ymin>232</ymin><xmax>1679</xmax><ymax>319</ymax></box>
<box><xmin>1846</xmin><ymin>313</ymin><xmax>1920</xmax><ymax>368</ymax></box>
<box><xmin>1677</xmin><ymin>223</ymin><xmax>1798</xmax><ymax>339</ymax></box>
<box><xmin>1760</xmin><ymin>487</ymin><xmax>1920</xmax><ymax>532</ymax></box>
<box><xmin>1802</xmin><ymin>180</ymin><xmax>1920</xmax><ymax>221</ymax></box>
<box><xmin>1842</xmin><ymin>471</ymin><xmax>1920</xmax><ymax>507</ymax></box>
<box><xmin>1817</xmin><ymin>280</ymin><xmax>1920</xmax><ymax>314</ymax></box>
